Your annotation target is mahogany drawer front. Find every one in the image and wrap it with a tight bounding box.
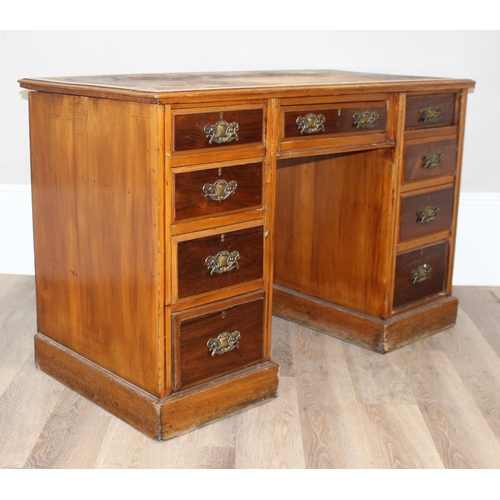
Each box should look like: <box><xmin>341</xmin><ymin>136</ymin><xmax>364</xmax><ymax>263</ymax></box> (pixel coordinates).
<box><xmin>399</xmin><ymin>187</ymin><xmax>454</xmax><ymax>241</ymax></box>
<box><xmin>405</xmin><ymin>94</ymin><xmax>456</xmax><ymax>130</ymax></box>
<box><xmin>173</xmin><ymin>162</ymin><xmax>263</xmax><ymax>222</ymax></box>
<box><xmin>173</xmin><ymin>294</ymin><xmax>264</xmax><ymax>390</ymax></box>
<box><xmin>175</xmin><ymin>226</ymin><xmax>264</xmax><ymax>299</ymax></box>
<box><xmin>404</xmin><ymin>138</ymin><xmax>458</xmax><ymax>182</ymax></box>
<box><xmin>282</xmin><ymin>101</ymin><xmax>388</xmax><ymax>139</ymax></box>
<box><xmin>393</xmin><ymin>241</ymin><xmax>448</xmax><ymax>309</ymax></box>
<box><xmin>173</xmin><ymin>107</ymin><xmax>264</xmax><ymax>152</ymax></box>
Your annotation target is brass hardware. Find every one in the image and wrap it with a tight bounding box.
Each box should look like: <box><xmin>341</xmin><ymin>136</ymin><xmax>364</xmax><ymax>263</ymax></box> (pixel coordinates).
<box><xmin>207</xmin><ymin>330</ymin><xmax>241</xmax><ymax>356</ymax></box>
<box><xmin>420</xmin><ymin>106</ymin><xmax>442</xmax><ymax>124</ymax></box>
<box><xmin>410</xmin><ymin>264</ymin><xmax>432</xmax><ymax>284</ymax></box>
<box><xmin>202</xmin><ymin>179</ymin><xmax>238</xmax><ymax>202</ymax></box>
<box><xmin>205</xmin><ymin>250</ymin><xmax>240</xmax><ymax>275</ymax></box>
<box><xmin>296</xmin><ymin>113</ymin><xmax>325</xmax><ymax>135</ymax></box>
<box><xmin>204</xmin><ymin>112</ymin><xmax>239</xmax><ymax>144</ymax></box>
<box><xmin>417</xmin><ymin>205</ymin><xmax>439</xmax><ymax>223</ymax></box>
<box><xmin>422</xmin><ymin>151</ymin><xmax>443</xmax><ymax>169</ymax></box>
<box><xmin>353</xmin><ymin>110</ymin><xmax>379</xmax><ymax>129</ymax></box>
<box><xmin>221</xmin><ymin>234</ymin><xmax>225</xmax><ymax>242</ymax></box>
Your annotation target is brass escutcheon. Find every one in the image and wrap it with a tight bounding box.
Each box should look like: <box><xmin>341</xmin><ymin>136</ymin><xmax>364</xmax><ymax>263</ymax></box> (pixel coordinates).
<box><xmin>202</xmin><ymin>179</ymin><xmax>238</xmax><ymax>202</ymax></box>
<box><xmin>296</xmin><ymin>113</ymin><xmax>326</xmax><ymax>135</ymax></box>
<box><xmin>353</xmin><ymin>110</ymin><xmax>379</xmax><ymax>129</ymax></box>
<box><xmin>410</xmin><ymin>264</ymin><xmax>432</xmax><ymax>284</ymax></box>
<box><xmin>207</xmin><ymin>330</ymin><xmax>241</xmax><ymax>356</ymax></box>
<box><xmin>420</xmin><ymin>105</ymin><xmax>442</xmax><ymax>124</ymax></box>
<box><xmin>204</xmin><ymin>112</ymin><xmax>239</xmax><ymax>144</ymax></box>
<box><xmin>417</xmin><ymin>205</ymin><xmax>439</xmax><ymax>223</ymax></box>
<box><xmin>205</xmin><ymin>250</ymin><xmax>240</xmax><ymax>275</ymax></box>
<box><xmin>422</xmin><ymin>151</ymin><xmax>443</xmax><ymax>169</ymax></box>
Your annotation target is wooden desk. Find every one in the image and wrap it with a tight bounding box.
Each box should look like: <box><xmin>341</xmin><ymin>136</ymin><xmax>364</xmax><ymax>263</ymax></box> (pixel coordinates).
<box><xmin>19</xmin><ymin>70</ymin><xmax>475</xmax><ymax>439</ymax></box>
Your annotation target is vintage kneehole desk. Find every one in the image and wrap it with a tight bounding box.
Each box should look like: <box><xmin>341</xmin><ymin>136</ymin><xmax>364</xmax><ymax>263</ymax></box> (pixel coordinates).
<box><xmin>19</xmin><ymin>70</ymin><xmax>475</xmax><ymax>439</ymax></box>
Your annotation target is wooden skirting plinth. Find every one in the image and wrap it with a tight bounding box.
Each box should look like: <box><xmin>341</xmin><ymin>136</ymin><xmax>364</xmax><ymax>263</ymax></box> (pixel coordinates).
<box><xmin>273</xmin><ymin>285</ymin><xmax>458</xmax><ymax>353</ymax></box>
<box><xmin>34</xmin><ymin>333</ymin><xmax>279</xmax><ymax>440</ymax></box>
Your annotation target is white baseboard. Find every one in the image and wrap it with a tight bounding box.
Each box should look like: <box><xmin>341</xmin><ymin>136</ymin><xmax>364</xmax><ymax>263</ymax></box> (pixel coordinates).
<box><xmin>1</xmin><ymin>185</ymin><xmax>499</xmax><ymax>285</ymax></box>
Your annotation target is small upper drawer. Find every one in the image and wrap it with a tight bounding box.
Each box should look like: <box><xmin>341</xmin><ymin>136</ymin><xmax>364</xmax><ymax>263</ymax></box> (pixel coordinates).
<box><xmin>173</xmin><ymin>162</ymin><xmax>263</xmax><ymax>223</ymax></box>
<box><xmin>405</xmin><ymin>94</ymin><xmax>456</xmax><ymax>130</ymax></box>
<box><xmin>174</xmin><ymin>225</ymin><xmax>264</xmax><ymax>300</ymax></box>
<box><xmin>282</xmin><ymin>101</ymin><xmax>388</xmax><ymax>140</ymax></box>
<box><xmin>399</xmin><ymin>187</ymin><xmax>455</xmax><ymax>241</ymax></box>
<box><xmin>172</xmin><ymin>293</ymin><xmax>265</xmax><ymax>391</ymax></box>
<box><xmin>173</xmin><ymin>106</ymin><xmax>264</xmax><ymax>153</ymax></box>
<box><xmin>404</xmin><ymin>138</ymin><xmax>458</xmax><ymax>182</ymax></box>
<box><xmin>393</xmin><ymin>241</ymin><xmax>448</xmax><ymax>309</ymax></box>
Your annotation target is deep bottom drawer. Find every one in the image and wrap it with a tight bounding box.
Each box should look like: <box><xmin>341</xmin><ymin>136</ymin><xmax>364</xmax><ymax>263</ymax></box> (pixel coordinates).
<box><xmin>173</xmin><ymin>293</ymin><xmax>265</xmax><ymax>391</ymax></box>
<box><xmin>393</xmin><ymin>241</ymin><xmax>448</xmax><ymax>309</ymax></box>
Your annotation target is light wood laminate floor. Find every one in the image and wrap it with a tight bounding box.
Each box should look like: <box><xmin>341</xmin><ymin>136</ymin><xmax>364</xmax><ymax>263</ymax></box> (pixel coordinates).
<box><xmin>1</xmin><ymin>274</ymin><xmax>500</xmax><ymax>469</ymax></box>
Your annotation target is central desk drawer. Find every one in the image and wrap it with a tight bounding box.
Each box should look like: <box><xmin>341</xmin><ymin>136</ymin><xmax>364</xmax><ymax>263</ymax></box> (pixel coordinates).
<box><xmin>172</xmin><ymin>161</ymin><xmax>263</xmax><ymax>222</ymax></box>
<box><xmin>173</xmin><ymin>293</ymin><xmax>265</xmax><ymax>390</ymax></box>
<box><xmin>399</xmin><ymin>187</ymin><xmax>454</xmax><ymax>241</ymax></box>
<box><xmin>281</xmin><ymin>100</ymin><xmax>388</xmax><ymax>141</ymax></box>
<box><xmin>173</xmin><ymin>106</ymin><xmax>264</xmax><ymax>153</ymax></box>
<box><xmin>174</xmin><ymin>225</ymin><xmax>264</xmax><ymax>300</ymax></box>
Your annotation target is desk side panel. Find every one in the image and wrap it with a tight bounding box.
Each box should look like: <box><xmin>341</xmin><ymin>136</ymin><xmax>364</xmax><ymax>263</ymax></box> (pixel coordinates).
<box><xmin>29</xmin><ymin>92</ymin><xmax>164</xmax><ymax>396</ymax></box>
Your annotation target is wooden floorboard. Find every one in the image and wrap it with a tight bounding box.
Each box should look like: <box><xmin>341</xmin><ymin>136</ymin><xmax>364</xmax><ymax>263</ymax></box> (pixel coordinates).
<box><xmin>1</xmin><ymin>276</ymin><xmax>500</xmax><ymax>468</ymax></box>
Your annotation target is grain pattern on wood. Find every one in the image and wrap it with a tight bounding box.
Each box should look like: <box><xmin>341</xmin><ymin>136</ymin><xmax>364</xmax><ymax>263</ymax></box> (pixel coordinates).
<box><xmin>453</xmin><ymin>286</ymin><xmax>500</xmax><ymax>356</ymax></box>
<box><xmin>235</xmin><ymin>376</ymin><xmax>305</xmax><ymax>468</ymax></box>
<box><xmin>270</xmin><ymin>316</ymin><xmax>295</xmax><ymax>377</ymax></box>
<box><xmin>23</xmin><ymin>389</ymin><xmax>112</xmax><ymax>469</ymax></box>
<box><xmin>438</xmin><ymin>309</ymin><xmax>500</xmax><ymax>445</ymax></box>
<box><xmin>400</xmin><ymin>350</ymin><xmax>500</xmax><ymax>468</ymax></box>
<box><xmin>362</xmin><ymin>404</ymin><xmax>444</xmax><ymax>468</ymax></box>
<box><xmin>343</xmin><ymin>343</ymin><xmax>415</xmax><ymax>405</ymax></box>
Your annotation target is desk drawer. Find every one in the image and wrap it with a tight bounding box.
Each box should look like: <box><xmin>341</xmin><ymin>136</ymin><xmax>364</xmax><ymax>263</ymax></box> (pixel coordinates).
<box><xmin>393</xmin><ymin>241</ymin><xmax>448</xmax><ymax>309</ymax></box>
<box><xmin>282</xmin><ymin>101</ymin><xmax>388</xmax><ymax>140</ymax></box>
<box><xmin>174</xmin><ymin>225</ymin><xmax>264</xmax><ymax>300</ymax></box>
<box><xmin>173</xmin><ymin>162</ymin><xmax>263</xmax><ymax>222</ymax></box>
<box><xmin>173</xmin><ymin>107</ymin><xmax>264</xmax><ymax>153</ymax></box>
<box><xmin>405</xmin><ymin>94</ymin><xmax>456</xmax><ymax>130</ymax></box>
<box><xmin>404</xmin><ymin>138</ymin><xmax>458</xmax><ymax>182</ymax></box>
<box><xmin>399</xmin><ymin>187</ymin><xmax>454</xmax><ymax>241</ymax></box>
<box><xmin>173</xmin><ymin>293</ymin><xmax>265</xmax><ymax>390</ymax></box>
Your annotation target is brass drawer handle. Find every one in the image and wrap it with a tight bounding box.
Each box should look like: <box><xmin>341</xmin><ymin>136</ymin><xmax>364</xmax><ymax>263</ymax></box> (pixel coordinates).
<box><xmin>205</xmin><ymin>250</ymin><xmax>240</xmax><ymax>275</ymax></box>
<box><xmin>411</xmin><ymin>264</ymin><xmax>432</xmax><ymax>284</ymax></box>
<box><xmin>207</xmin><ymin>330</ymin><xmax>241</xmax><ymax>356</ymax></box>
<box><xmin>417</xmin><ymin>205</ymin><xmax>439</xmax><ymax>224</ymax></box>
<box><xmin>422</xmin><ymin>151</ymin><xmax>443</xmax><ymax>169</ymax></box>
<box><xmin>204</xmin><ymin>112</ymin><xmax>239</xmax><ymax>144</ymax></box>
<box><xmin>203</xmin><ymin>179</ymin><xmax>238</xmax><ymax>202</ymax></box>
<box><xmin>420</xmin><ymin>105</ymin><xmax>442</xmax><ymax>124</ymax></box>
<box><xmin>296</xmin><ymin>113</ymin><xmax>325</xmax><ymax>135</ymax></box>
<box><xmin>353</xmin><ymin>110</ymin><xmax>379</xmax><ymax>129</ymax></box>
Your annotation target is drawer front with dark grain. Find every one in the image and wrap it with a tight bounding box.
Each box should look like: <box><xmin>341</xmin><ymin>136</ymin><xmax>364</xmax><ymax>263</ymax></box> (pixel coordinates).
<box><xmin>173</xmin><ymin>294</ymin><xmax>265</xmax><ymax>390</ymax></box>
<box><xmin>175</xmin><ymin>226</ymin><xmax>264</xmax><ymax>300</ymax></box>
<box><xmin>393</xmin><ymin>241</ymin><xmax>449</xmax><ymax>309</ymax></box>
<box><xmin>404</xmin><ymin>138</ymin><xmax>458</xmax><ymax>182</ymax></box>
<box><xmin>405</xmin><ymin>94</ymin><xmax>456</xmax><ymax>130</ymax></box>
<box><xmin>173</xmin><ymin>162</ymin><xmax>263</xmax><ymax>222</ymax></box>
<box><xmin>282</xmin><ymin>101</ymin><xmax>388</xmax><ymax>140</ymax></box>
<box><xmin>399</xmin><ymin>187</ymin><xmax>454</xmax><ymax>241</ymax></box>
<box><xmin>173</xmin><ymin>107</ymin><xmax>264</xmax><ymax>152</ymax></box>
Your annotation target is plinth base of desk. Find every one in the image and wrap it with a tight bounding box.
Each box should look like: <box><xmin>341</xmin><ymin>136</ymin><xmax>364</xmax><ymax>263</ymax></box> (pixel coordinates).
<box><xmin>34</xmin><ymin>333</ymin><xmax>279</xmax><ymax>440</ymax></box>
<box><xmin>273</xmin><ymin>285</ymin><xmax>458</xmax><ymax>353</ymax></box>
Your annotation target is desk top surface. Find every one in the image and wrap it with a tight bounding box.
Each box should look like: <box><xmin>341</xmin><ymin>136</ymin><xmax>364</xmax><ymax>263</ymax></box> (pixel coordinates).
<box><xmin>19</xmin><ymin>70</ymin><xmax>475</xmax><ymax>102</ymax></box>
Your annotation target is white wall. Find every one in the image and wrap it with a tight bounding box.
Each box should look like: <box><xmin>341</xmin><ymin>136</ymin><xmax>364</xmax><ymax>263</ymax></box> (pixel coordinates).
<box><xmin>1</xmin><ymin>31</ymin><xmax>499</xmax><ymax>283</ymax></box>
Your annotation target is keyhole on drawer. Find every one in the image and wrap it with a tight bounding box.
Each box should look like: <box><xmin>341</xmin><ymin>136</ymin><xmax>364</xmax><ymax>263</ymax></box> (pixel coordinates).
<box><xmin>221</xmin><ymin>234</ymin><xmax>225</xmax><ymax>242</ymax></box>
<box><xmin>218</xmin><ymin>167</ymin><xmax>222</xmax><ymax>177</ymax></box>
<box><xmin>338</xmin><ymin>109</ymin><xmax>342</xmax><ymax>116</ymax></box>
<box><xmin>222</xmin><ymin>310</ymin><xmax>226</xmax><ymax>319</ymax></box>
